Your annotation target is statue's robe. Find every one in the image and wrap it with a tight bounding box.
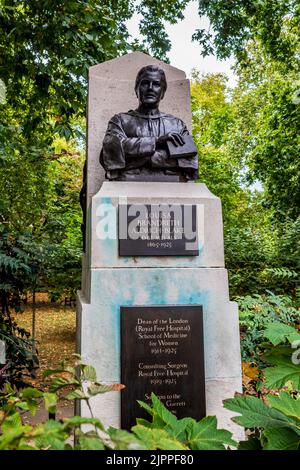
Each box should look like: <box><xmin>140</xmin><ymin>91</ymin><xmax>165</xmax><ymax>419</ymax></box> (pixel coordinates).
<box><xmin>100</xmin><ymin>110</ymin><xmax>198</xmax><ymax>180</ymax></box>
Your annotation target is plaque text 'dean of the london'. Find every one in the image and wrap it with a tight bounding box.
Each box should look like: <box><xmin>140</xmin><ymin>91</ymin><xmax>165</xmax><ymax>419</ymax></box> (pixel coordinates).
<box><xmin>121</xmin><ymin>305</ymin><xmax>206</xmax><ymax>430</ymax></box>
<box><xmin>119</xmin><ymin>204</ymin><xmax>198</xmax><ymax>256</ymax></box>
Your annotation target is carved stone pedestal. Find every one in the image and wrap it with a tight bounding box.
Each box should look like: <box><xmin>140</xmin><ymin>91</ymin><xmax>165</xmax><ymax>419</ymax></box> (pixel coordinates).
<box><xmin>77</xmin><ymin>182</ymin><xmax>244</xmax><ymax>441</ymax></box>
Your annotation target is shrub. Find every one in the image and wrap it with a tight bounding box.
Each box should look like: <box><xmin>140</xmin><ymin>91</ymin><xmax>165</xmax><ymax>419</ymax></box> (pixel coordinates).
<box><xmin>237</xmin><ymin>292</ymin><xmax>299</xmax><ymax>365</ymax></box>
<box><xmin>1</xmin><ymin>357</ymin><xmax>299</xmax><ymax>450</ymax></box>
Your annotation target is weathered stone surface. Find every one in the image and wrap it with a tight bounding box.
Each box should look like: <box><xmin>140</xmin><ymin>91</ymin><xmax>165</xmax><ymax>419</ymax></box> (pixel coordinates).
<box><xmin>84</xmin><ymin>182</ymin><xmax>224</xmax><ymax>272</ymax></box>
<box><xmin>89</xmin><ymin>51</ymin><xmax>186</xmax><ymax>81</ymax></box>
<box><xmin>78</xmin><ymin>269</ymin><xmax>243</xmax><ymax>439</ymax></box>
<box><xmin>78</xmin><ymin>181</ymin><xmax>243</xmax><ymax>439</ymax></box>
<box><xmin>78</xmin><ymin>269</ymin><xmax>241</xmax><ymax>382</ymax></box>
<box><xmin>206</xmin><ymin>378</ymin><xmax>244</xmax><ymax>442</ymax></box>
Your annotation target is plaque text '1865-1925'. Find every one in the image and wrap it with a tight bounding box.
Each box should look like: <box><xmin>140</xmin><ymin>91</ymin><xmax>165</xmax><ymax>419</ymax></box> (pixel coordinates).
<box><xmin>119</xmin><ymin>204</ymin><xmax>198</xmax><ymax>256</ymax></box>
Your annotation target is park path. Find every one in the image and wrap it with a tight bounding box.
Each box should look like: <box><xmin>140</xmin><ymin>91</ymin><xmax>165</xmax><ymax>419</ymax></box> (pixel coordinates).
<box><xmin>22</xmin><ymin>400</ymin><xmax>74</xmax><ymax>425</ymax></box>
<box><xmin>16</xmin><ymin>297</ymin><xmax>76</xmax><ymax>425</ymax></box>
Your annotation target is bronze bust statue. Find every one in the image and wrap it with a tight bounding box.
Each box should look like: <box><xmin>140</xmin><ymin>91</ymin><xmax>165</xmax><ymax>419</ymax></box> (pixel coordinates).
<box><xmin>80</xmin><ymin>65</ymin><xmax>199</xmax><ymax>250</ymax></box>
<box><xmin>100</xmin><ymin>65</ymin><xmax>198</xmax><ymax>182</ymax></box>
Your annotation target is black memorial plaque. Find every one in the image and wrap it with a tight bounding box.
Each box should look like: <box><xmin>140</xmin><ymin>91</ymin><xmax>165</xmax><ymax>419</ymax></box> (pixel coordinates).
<box><xmin>119</xmin><ymin>204</ymin><xmax>199</xmax><ymax>256</ymax></box>
<box><xmin>121</xmin><ymin>305</ymin><xmax>206</xmax><ymax>430</ymax></box>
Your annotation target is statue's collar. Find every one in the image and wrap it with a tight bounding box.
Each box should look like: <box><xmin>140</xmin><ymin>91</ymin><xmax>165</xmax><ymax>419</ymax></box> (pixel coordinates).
<box><xmin>127</xmin><ymin>109</ymin><xmax>168</xmax><ymax>119</ymax></box>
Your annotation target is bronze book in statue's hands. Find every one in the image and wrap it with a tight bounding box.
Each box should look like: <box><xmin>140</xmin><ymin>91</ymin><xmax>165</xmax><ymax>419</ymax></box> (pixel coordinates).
<box><xmin>166</xmin><ymin>135</ymin><xmax>198</xmax><ymax>159</ymax></box>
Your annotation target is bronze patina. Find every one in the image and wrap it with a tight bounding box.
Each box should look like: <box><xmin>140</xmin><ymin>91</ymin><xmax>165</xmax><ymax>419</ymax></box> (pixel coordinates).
<box><xmin>100</xmin><ymin>65</ymin><xmax>198</xmax><ymax>182</ymax></box>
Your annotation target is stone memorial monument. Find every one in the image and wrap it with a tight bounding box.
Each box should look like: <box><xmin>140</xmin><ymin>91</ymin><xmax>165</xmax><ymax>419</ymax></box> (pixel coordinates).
<box><xmin>77</xmin><ymin>52</ymin><xmax>244</xmax><ymax>440</ymax></box>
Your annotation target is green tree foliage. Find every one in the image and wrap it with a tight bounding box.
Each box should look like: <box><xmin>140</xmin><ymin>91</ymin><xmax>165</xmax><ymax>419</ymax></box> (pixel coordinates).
<box><xmin>0</xmin><ymin>1</ymin><xmax>137</xmax><ymax>140</ymax></box>
<box><xmin>0</xmin><ymin>229</ymin><xmax>40</xmax><ymax>386</ymax></box>
<box><xmin>230</xmin><ymin>39</ymin><xmax>300</xmax><ymax>221</ymax></box>
<box><xmin>191</xmin><ymin>73</ymin><xmax>277</xmax><ymax>296</ymax></box>
<box><xmin>237</xmin><ymin>292</ymin><xmax>299</xmax><ymax>364</ymax></box>
<box><xmin>193</xmin><ymin>0</ymin><xmax>299</xmax><ymax>68</ymax></box>
<box><xmin>136</xmin><ymin>1</ymin><xmax>191</xmax><ymax>61</ymax></box>
<box><xmin>0</xmin><ymin>0</ymin><xmax>190</xmax><ymax>135</ymax></box>
<box><xmin>191</xmin><ymin>40</ymin><xmax>299</xmax><ymax>295</ymax></box>
<box><xmin>191</xmin><ymin>71</ymin><xmax>247</xmax><ymax>222</ymax></box>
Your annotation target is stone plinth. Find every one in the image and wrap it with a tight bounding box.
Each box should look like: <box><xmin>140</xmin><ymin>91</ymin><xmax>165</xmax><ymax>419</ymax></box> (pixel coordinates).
<box><xmin>77</xmin><ymin>182</ymin><xmax>244</xmax><ymax>441</ymax></box>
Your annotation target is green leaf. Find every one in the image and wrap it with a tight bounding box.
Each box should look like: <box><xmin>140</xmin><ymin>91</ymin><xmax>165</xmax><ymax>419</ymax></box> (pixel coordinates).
<box><xmin>18</xmin><ymin>440</ymin><xmax>38</xmax><ymax>450</ymax></box>
<box><xmin>22</xmin><ymin>387</ymin><xmax>43</xmax><ymax>399</ymax></box>
<box><xmin>81</xmin><ymin>365</ymin><xmax>97</xmax><ymax>382</ymax></box>
<box><xmin>135</xmin><ymin>418</ymin><xmax>152</xmax><ymax>427</ymax></box>
<box><xmin>263</xmin><ymin>428</ymin><xmax>300</xmax><ymax>450</ymax></box>
<box><xmin>1</xmin><ymin>412</ymin><xmax>22</xmax><ymax>432</ymax></box>
<box><xmin>264</xmin><ymin>361</ymin><xmax>300</xmax><ymax>390</ymax></box>
<box><xmin>42</xmin><ymin>368</ymin><xmax>70</xmax><ymax>379</ymax></box>
<box><xmin>0</xmin><ymin>426</ymin><xmax>32</xmax><ymax>450</ymax></box>
<box><xmin>64</xmin><ymin>389</ymin><xmax>87</xmax><ymax>400</ymax></box>
<box><xmin>87</xmin><ymin>382</ymin><xmax>119</xmax><ymax>396</ymax></box>
<box><xmin>33</xmin><ymin>420</ymin><xmax>67</xmax><ymax>450</ymax></box>
<box><xmin>107</xmin><ymin>427</ymin><xmax>145</xmax><ymax>450</ymax></box>
<box><xmin>63</xmin><ymin>416</ymin><xmax>104</xmax><ymax>431</ymax></box>
<box><xmin>15</xmin><ymin>401</ymin><xmax>30</xmax><ymax>412</ymax></box>
<box><xmin>264</xmin><ymin>322</ymin><xmax>300</xmax><ymax>346</ymax></box>
<box><xmin>263</xmin><ymin>345</ymin><xmax>293</xmax><ymax>363</ymax></box>
<box><xmin>17</xmin><ymin>400</ymin><xmax>38</xmax><ymax>416</ymax></box>
<box><xmin>85</xmin><ymin>33</ymin><xmax>94</xmax><ymax>41</ymax></box>
<box><xmin>186</xmin><ymin>416</ymin><xmax>237</xmax><ymax>450</ymax></box>
<box><xmin>64</xmin><ymin>443</ymin><xmax>74</xmax><ymax>450</ymax></box>
<box><xmin>238</xmin><ymin>437</ymin><xmax>262</xmax><ymax>450</ymax></box>
<box><xmin>150</xmin><ymin>393</ymin><xmax>178</xmax><ymax>427</ymax></box>
<box><xmin>266</xmin><ymin>392</ymin><xmax>300</xmax><ymax>421</ymax></box>
<box><xmin>78</xmin><ymin>434</ymin><xmax>105</xmax><ymax>450</ymax></box>
<box><xmin>132</xmin><ymin>425</ymin><xmax>188</xmax><ymax>450</ymax></box>
<box><xmin>224</xmin><ymin>395</ymin><xmax>298</xmax><ymax>431</ymax></box>
<box><xmin>43</xmin><ymin>392</ymin><xmax>57</xmax><ymax>414</ymax></box>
